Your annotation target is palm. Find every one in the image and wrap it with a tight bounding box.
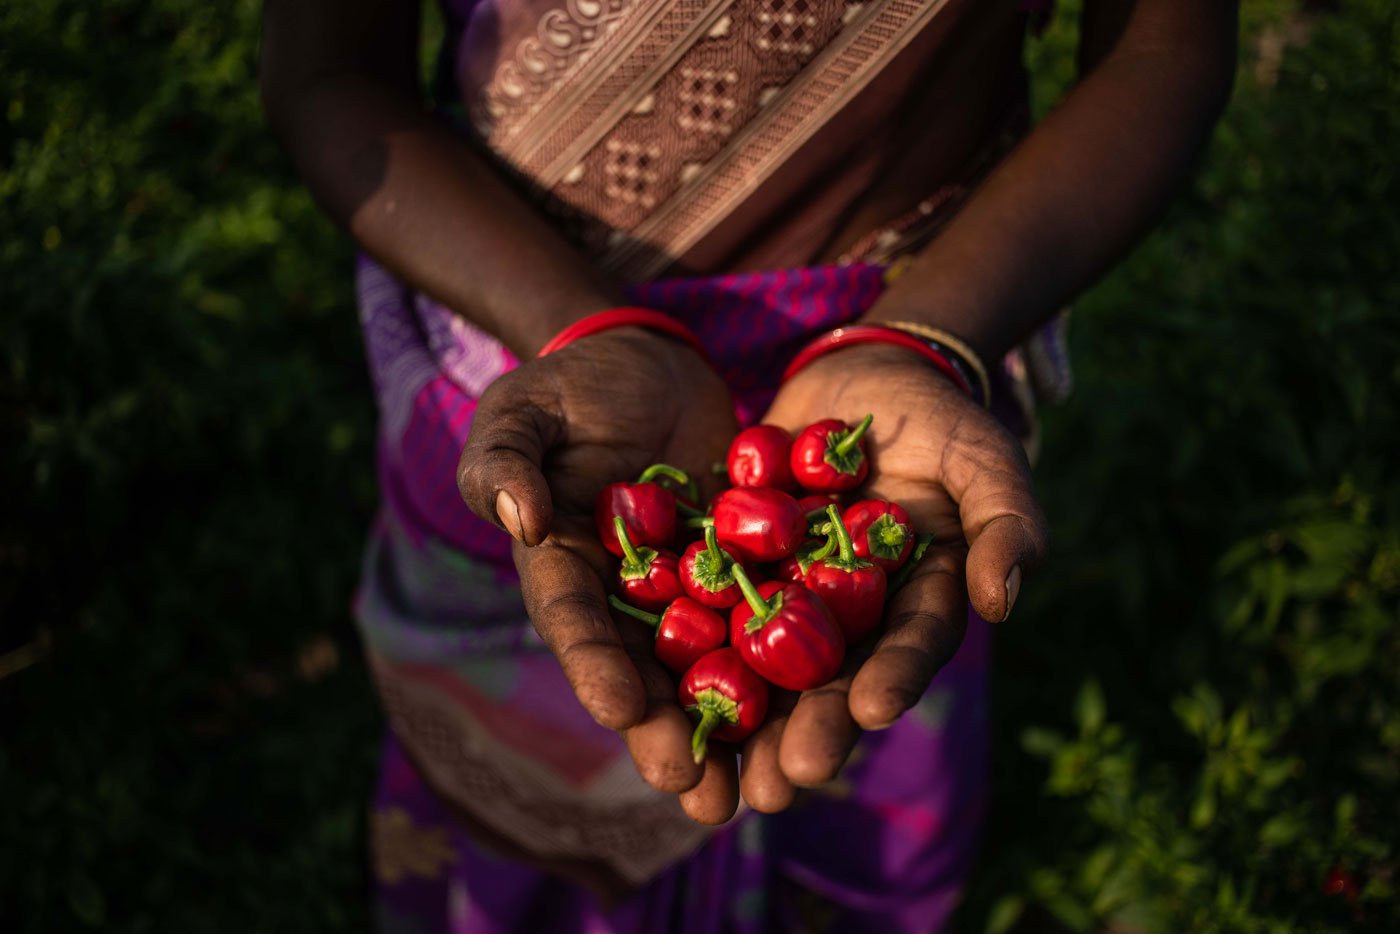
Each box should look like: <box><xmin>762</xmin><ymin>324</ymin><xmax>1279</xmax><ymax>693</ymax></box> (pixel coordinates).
<box><xmin>528</xmin><ymin>332</ymin><xmax>737</xmax><ymax>515</ymax></box>
<box><xmin>764</xmin><ymin>347</ymin><xmax>986</xmax><ymax>544</ymax></box>
<box><xmin>460</xmin><ymin>330</ymin><xmax>741</xmax><ymax>811</ymax></box>
<box><xmin>729</xmin><ymin>344</ymin><xmax>1045</xmax><ymax>811</ymax></box>
<box><xmin>461</xmin><ymin>336</ymin><xmax>1044</xmax><ymax>824</ymax></box>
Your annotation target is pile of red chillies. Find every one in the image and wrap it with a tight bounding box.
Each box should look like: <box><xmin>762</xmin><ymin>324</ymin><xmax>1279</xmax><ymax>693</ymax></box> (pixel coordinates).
<box><xmin>596</xmin><ymin>415</ymin><xmax>933</xmax><ymax>762</ymax></box>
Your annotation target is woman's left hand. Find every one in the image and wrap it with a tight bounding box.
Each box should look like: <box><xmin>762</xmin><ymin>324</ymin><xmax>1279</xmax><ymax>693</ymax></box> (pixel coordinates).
<box><xmin>725</xmin><ymin>342</ymin><xmax>1050</xmax><ymax>813</ymax></box>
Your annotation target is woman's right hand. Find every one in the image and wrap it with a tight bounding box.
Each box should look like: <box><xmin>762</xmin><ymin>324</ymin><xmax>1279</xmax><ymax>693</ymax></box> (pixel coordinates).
<box><xmin>264</xmin><ymin>0</ymin><xmax>753</xmax><ymax>827</ymax></box>
<box><xmin>457</xmin><ymin>329</ymin><xmax>744</xmax><ymax>821</ymax></box>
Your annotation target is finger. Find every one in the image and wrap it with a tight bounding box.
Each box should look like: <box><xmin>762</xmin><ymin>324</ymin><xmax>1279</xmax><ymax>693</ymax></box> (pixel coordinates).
<box><xmin>739</xmin><ymin>702</ymin><xmax>796</xmax><ymax>813</ymax></box>
<box><xmin>849</xmin><ymin>544</ymin><xmax>967</xmax><ymax>730</ymax></box>
<box><xmin>513</xmin><ymin>535</ymin><xmax>646</xmax><ymax>731</ymax></box>
<box><xmin>940</xmin><ymin>430</ymin><xmax>1050</xmax><ymax>622</ymax></box>
<box><xmin>778</xmin><ymin>673</ymin><xmax>862</xmax><ymax>787</ymax></box>
<box><xmin>620</xmin><ymin>700</ymin><xmax>706</xmax><ymax>794</ymax></box>
<box><xmin>604</xmin><ymin>604</ymin><xmax>706</xmax><ymax>795</ymax></box>
<box><xmin>679</xmin><ymin>746</ymin><xmax>740</xmax><ymax>825</ymax></box>
<box><xmin>458</xmin><ymin>375</ymin><xmax>560</xmax><ymax>546</ymax></box>
<box><xmin>619</xmin><ymin>664</ymin><xmax>705</xmax><ymax>795</ymax></box>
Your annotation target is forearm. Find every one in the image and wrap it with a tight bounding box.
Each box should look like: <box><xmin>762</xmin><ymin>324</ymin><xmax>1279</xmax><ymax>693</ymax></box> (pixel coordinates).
<box><xmin>865</xmin><ymin>0</ymin><xmax>1238</xmax><ymax>362</ymax></box>
<box><xmin>260</xmin><ymin>0</ymin><xmax>619</xmax><ymax>357</ymax></box>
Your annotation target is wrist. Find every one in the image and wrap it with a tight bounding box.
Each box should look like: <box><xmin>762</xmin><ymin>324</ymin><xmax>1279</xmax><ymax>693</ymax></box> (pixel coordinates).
<box><xmin>782</xmin><ymin>324</ymin><xmax>986</xmax><ymax>407</ymax></box>
<box><xmin>536</xmin><ymin>306</ymin><xmax>712</xmax><ymax>369</ymax></box>
<box><xmin>508</xmin><ymin>290</ymin><xmax>624</xmax><ymax>358</ymax></box>
<box><xmin>867</xmin><ymin>320</ymin><xmax>991</xmax><ymax>409</ymax></box>
<box><xmin>861</xmin><ymin>258</ymin><xmax>1010</xmax><ymax>365</ymax></box>
<box><xmin>791</xmin><ymin>341</ymin><xmax>949</xmax><ymax>379</ymax></box>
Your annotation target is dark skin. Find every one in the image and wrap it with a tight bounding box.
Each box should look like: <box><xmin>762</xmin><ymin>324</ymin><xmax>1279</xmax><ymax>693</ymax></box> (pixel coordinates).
<box><xmin>263</xmin><ymin>0</ymin><xmax>1236</xmax><ymax>835</ymax></box>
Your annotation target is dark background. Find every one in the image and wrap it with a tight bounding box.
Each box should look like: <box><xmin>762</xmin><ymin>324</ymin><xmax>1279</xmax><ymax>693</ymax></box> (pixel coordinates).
<box><xmin>2</xmin><ymin>0</ymin><xmax>1397</xmax><ymax>930</ymax></box>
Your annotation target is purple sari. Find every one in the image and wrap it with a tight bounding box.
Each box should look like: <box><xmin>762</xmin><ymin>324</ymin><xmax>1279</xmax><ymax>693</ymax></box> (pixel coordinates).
<box><xmin>356</xmin><ymin>258</ymin><xmax>1003</xmax><ymax>932</ymax></box>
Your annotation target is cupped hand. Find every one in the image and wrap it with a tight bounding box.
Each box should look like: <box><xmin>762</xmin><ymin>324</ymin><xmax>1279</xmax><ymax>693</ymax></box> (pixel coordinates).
<box><xmin>736</xmin><ymin>343</ymin><xmax>1050</xmax><ymax>812</ymax></box>
<box><xmin>457</xmin><ymin>329</ymin><xmax>743</xmax><ymax>819</ymax></box>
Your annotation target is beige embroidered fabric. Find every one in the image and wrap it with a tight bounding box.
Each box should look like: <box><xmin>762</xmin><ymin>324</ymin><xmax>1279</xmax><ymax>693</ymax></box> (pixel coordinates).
<box><xmin>373</xmin><ymin>654</ymin><xmax>714</xmax><ymax>885</ymax></box>
<box><xmin>460</xmin><ymin>0</ymin><xmax>1031</xmax><ymax>279</ymax></box>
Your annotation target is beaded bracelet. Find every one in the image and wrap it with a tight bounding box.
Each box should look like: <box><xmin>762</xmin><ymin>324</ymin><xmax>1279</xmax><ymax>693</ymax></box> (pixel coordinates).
<box><xmin>877</xmin><ymin>321</ymin><xmax>992</xmax><ymax>408</ymax></box>
<box><xmin>537</xmin><ymin>307</ymin><xmax>711</xmax><ymax>364</ymax></box>
<box><xmin>782</xmin><ymin>325</ymin><xmax>975</xmax><ymax>401</ymax></box>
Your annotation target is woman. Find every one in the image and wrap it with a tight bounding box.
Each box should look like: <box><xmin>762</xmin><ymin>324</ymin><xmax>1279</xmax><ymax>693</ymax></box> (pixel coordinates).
<box><xmin>262</xmin><ymin>0</ymin><xmax>1236</xmax><ymax>929</ymax></box>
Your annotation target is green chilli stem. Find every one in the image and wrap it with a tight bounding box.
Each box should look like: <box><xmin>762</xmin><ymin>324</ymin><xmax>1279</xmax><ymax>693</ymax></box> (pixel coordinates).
<box><xmin>613</xmin><ymin>516</ymin><xmax>644</xmax><ymax>566</ymax></box>
<box><xmin>607</xmin><ymin>595</ymin><xmax>661</xmax><ymax>629</ymax></box>
<box><xmin>827</xmin><ymin>504</ymin><xmax>857</xmax><ymax>565</ymax></box>
<box><xmin>684</xmin><ymin>516</ymin><xmax>716</xmax><ymax>529</ymax></box>
<box><xmin>637</xmin><ymin>463</ymin><xmax>692</xmax><ymax>487</ymax></box>
<box><xmin>890</xmin><ymin>533</ymin><xmax>936</xmax><ymax>591</ymax></box>
<box><xmin>808</xmin><ymin>532</ymin><xmax>838</xmax><ymax>566</ymax></box>
<box><xmin>730</xmin><ymin>563</ymin><xmax>773</xmax><ymax>624</ymax></box>
<box><xmin>690</xmin><ymin>707</ymin><xmax>723</xmax><ymax>764</ymax></box>
<box><xmin>704</xmin><ymin>524</ymin><xmax>724</xmax><ymax>562</ymax></box>
<box><xmin>874</xmin><ymin>515</ymin><xmax>908</xmax><ymax>550</ymax></box>
<box><xmin>833</xmin><ymin>413</ymin><xmax>874</xmax><ymax>456</ymax></box>
<box><xmin>689</xmin><ymin>689</ymin><xmax>740</xmax><ymax>763</ymax></box>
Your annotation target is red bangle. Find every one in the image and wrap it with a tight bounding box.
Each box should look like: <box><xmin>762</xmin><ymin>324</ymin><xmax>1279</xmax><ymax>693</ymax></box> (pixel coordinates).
<box><xmin>782</xmin><ymin>325</ymin><xmax>974</xmax><ymax>397</ymax></box>
<box><xmin>537</xmin><ymin>307</ymin><xmax>710</xmax><ymax>363</ymax></box>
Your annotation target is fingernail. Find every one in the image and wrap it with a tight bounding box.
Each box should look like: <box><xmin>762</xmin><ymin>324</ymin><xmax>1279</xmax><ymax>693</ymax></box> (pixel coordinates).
<box><xmin>1002</xmin><ymin>565</ymin><xmax>1022</xmax><ymax>622</ymax></box>
<box><xmin>496</xmin><ymin>490</ymin><xmax>524</xmax><ymax>542</ymax></box>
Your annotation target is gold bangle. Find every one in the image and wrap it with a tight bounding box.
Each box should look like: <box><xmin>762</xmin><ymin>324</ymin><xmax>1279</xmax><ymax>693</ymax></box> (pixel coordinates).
<box><xmin>880</xmin><ymin>320</ymin><xmax>992</xmax><ymax>408</ymax></box>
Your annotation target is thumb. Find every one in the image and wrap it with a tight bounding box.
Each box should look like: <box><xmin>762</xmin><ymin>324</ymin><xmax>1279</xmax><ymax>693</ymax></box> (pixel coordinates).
<box><xmin>457</xmin><ymin>378</ymin><xmax>558</xmax><ymax>546</ymax></box>
<box><xmin>942</xmin><ymin>431</ymin><xmax>1049</xmax><ymax>622</ymax></box>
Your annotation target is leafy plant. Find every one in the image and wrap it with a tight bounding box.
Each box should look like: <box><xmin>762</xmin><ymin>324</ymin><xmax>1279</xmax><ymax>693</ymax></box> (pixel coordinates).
<box><xmin>962</xmin><ymin>1</ymin><xmax>1400</xmax><ymax>930</ymax></box>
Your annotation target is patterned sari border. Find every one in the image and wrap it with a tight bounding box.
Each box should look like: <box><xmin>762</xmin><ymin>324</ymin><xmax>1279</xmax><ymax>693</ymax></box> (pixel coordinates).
<box><xmin>603</xmin><ymin>0</ymin><xmax>954</xmax><ymax>279</ymax></box>
<box><xmin>500</xmin><ymin>0</ymin><xmax>740</xmax><ymax>184</ymax></box>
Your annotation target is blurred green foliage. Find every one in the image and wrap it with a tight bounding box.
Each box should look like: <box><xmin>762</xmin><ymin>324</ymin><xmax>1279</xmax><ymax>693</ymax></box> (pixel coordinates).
<box><xmin>1</xmin><ymin>1</ymin><xmax>379</xmax><ymax>930</ymax></box>
<box><xmin>1</xmin><ymin>0</ymin><xmax>1396</xmax><ymax>931</ymax></box>
<box><xmin>959</xmin><ymin>0</ymin><xmax>1400</xmax><ymax>931</ymax></box>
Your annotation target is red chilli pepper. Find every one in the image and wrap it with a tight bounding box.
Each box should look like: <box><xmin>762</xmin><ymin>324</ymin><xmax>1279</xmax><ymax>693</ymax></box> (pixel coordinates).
<box><xmin>728</xmin><ymin>565</ymin><xmax>844</xmax><ymax>691</ymax></box>
<box><xmin>679</xmin><ymin>648</ymin><xmax>770</xmax><ymax>764</ymax></box>
<box><xmin>679</xmin><ymin>524</ymin><xmax>745</xmax><ymax>609</ymax></box>
<box><xmin>797</xmin><ymin>493</ymin><xmax>842</xmax><ymax>513</ymax></box>
<box><xmin>805</xmin><ymin>505</ymin><xmax>887</xmax><ymax>644</ymax></box>
<box><xmin>613</xmin><ymin>517</ymin><xmax>683</xmax><ymax>611</ymax></box>
<box><xmin>790</xmin><ymin>414</ymin><xmax>874</xmax><ymax>493</ymax></box>
<box><xmin>842</xmin><ymin>499</ymin><xmax>915</xmax><ymax>572</ymax></box>
<box><xmin>594</xmin><ymin>463</ymin><xmax>693</xmax><ymax>557</ymax></box>
<box><xmin>709</xmin><ymin>487</ymin><xmax>807</xmax><ymax>564</ymax></box>
<box><xmin>1323</xmin><ymin>867</ymin><xmax>1359</xmax><ymax>902</ymax></box>
<box><xmin>726</xmin><ymin>424</ymin><xmax>795</xmax><ymax>490</ymax></box>
<box><xmin>608</xmin><ymin>595</ymin><xmax>726</xmax><ymax>674</ymax></box>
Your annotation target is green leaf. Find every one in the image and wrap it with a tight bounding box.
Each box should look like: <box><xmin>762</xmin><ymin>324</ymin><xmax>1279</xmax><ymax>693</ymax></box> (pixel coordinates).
<box><xmin>1080</xmin><ymin>845</ymin><xmax>1116</xmax><ymax>891</ymax></box>
<box><xmin>1291</xmin><ymin>519</ymin><xmax>1371</xmax><ymax>566</ymax></box>
<box><xmin>1335</xmin><ymin>793</ymin><xmax>1358</xmax><ymax>831</ymax></box>
<box><xmin>1076</xmin><ymin>680</ymin><xmax>1106</xmax><ymax>735</ymax></box>
<box><xmin>1022</xmin><ymin>726</ymin><xmax>1065</xmax><ymax>757</ymax></box>
<box><xmin>1217</xmin><ymin>537</ymin><xmax>1264</xmax><ymax>575</ymax></box>
<box><xmin>1258</xmin><ymin>814</ymin><xmax>1301</xmax><ymax>848</ymax></box>
<box><xmin>986</xmin><ymin>895</ymin><xmax>1025</xmax><ymax>934</ymax></box>
<box><xmin>1190</xmin><ymin>788</ymin><xmax>1217</xmax><ymax>829</ymax></box>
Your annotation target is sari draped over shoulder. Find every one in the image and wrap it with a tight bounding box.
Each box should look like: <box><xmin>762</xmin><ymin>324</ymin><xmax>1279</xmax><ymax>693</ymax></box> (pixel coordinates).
<box><xmin>358</xmin><ymin>1</ymin><xmax>1067</xmax><ymax>930</ymax></box>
